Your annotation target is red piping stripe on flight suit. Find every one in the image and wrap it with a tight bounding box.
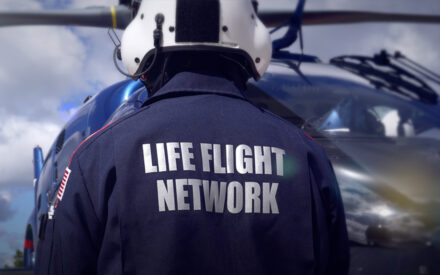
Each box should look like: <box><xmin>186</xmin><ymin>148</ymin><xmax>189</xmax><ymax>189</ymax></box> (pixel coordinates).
<box><xmin>55</xmin><ymin>120</ymin><xmax>118</xmax><ymax>208</ymax></box>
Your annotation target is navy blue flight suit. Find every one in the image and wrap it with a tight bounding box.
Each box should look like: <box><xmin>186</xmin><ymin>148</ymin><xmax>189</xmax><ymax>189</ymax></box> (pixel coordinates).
<box><xmin>35</xmin><ymin>71</ymin><xmax>349</xmax><ymax>275</ymax></box>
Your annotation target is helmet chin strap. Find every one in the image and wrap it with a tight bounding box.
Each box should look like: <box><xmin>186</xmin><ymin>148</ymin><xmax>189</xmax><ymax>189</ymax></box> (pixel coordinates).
<box><xmin>113</xmin><ymin>13</ymin><xmax>164</xmax><ymax>80</ymax></box>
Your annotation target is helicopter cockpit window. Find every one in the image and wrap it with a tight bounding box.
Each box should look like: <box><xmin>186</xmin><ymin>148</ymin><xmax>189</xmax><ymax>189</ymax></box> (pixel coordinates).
<box><xmin>250</xmin><ymin>72</ymin><xmax>440</xmax><ymax>141</ymax></box>
<box><xmin>55</xmin><ymin>129</ymin><xmax>66</xmax><ymax>154</ymax></box>
<box><xmin>366</xmin><ymin>106</ymin><xmax>415</xmax><ymax>137</ymax></box>
<box><xmin>42</xmin><ymin>149</ymin><xmax>52</xmax><ymax>168</ymax></box>
<box><xmin>315</xmin><ymin>90</ymin><xmax>440</xmax><ymax>139</ymax></box>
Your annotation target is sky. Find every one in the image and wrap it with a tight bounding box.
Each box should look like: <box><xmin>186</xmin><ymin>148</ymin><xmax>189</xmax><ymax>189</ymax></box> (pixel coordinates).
<box><xmin>0</xmin><ymin>0</ymin><xmax>439</xmax><ymax>267</ymax></box>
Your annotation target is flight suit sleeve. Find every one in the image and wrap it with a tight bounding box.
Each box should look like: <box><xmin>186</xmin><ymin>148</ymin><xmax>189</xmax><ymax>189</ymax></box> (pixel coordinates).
<box><xmin>34</xmin><ymin>127</ymin><xmax>117</xmax><ymax>275</ymax></box>
<box><xmin>34</xmin><ymin>153</ymin><xmax>102</xmax><ymax>275</ymax></box>
<box><xmin>309</xmin><ymin>145</ymin><xmax>350</xmax><ymax>275</ymax></box>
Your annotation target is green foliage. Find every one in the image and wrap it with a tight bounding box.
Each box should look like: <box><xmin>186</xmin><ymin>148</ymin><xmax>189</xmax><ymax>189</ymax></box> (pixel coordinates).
<box><xmin>3</xmin><ymin>249</ymin><xmax>24</xmax><ymax>269</ymax></box>
<box><xmin>13</xmin><ymin>249</ymin><xmax>24</xmax><ymax>268</ymax></box>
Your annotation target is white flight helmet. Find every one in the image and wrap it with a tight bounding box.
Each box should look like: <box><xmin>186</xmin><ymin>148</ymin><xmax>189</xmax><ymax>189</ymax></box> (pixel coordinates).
<box><xmin>121</xmin><ymin>0</ymin><xmax>272</xmax><ymax>80</ymax></box>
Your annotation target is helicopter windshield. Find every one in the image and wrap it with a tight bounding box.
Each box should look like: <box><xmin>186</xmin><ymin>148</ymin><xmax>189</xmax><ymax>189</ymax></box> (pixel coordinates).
<box><xmin>250</xmin><ymin>64</ymin><xmax>440</xmax><ymax>140</ymax></box>
<box><xmin>315</xmin><ymin>87</ymin><xmax>440</xmax><ymax>139</ymax></box>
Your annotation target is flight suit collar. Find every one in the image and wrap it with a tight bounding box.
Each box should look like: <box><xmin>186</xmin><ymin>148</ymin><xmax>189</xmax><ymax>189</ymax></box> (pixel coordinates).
<box><xmin>151</xmin><ymin>71</ymin><xmax>246</xmax><ymax>101</ymax></box>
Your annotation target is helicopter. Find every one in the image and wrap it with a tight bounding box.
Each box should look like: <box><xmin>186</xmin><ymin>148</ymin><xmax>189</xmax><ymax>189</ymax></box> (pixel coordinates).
<box><xmin>0</xmin><ymin>0</ymin><xmax>440</xmax><ymax>274</ymax></box>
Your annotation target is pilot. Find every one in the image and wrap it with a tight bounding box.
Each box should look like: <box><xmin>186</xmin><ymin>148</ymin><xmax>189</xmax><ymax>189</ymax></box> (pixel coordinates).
<box><xmin>35</xmin><ymin>0</ymin><xmax>349</xmax><ymax>274</ymax></box>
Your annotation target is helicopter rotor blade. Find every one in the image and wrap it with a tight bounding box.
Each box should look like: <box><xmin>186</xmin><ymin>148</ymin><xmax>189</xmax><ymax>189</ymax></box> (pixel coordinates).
<box><xmin>260</xmin><ymin>11</ymin><xmax>440</xmax><ymax>27</ymax></box>
<box><xmin>1</xmin><ymin>8</ymin><xmax>439</xmax><ymax>30</ymax></box>
<box><xmin>0</xmin><ymin>5</ymin><xmax>132</xmax><ymax>29</ymax></box>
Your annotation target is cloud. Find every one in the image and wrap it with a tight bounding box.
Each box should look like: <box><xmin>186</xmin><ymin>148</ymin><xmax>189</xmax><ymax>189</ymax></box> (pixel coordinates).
<box><xmin>24</xmin><ymin>0</ymin><xmax>118</xmax><ymax>9</ymax></box>
<box><xmin>304</xmin><ymin>0</ymin><xmax>440</xmax><ymax>14</ymax></box>
<box><xmin>0</xmin><ymin>192</ymin><xmax>14</xmax><ymax>222</ymax></box>
<box><xmin>0</xmin><ymin>0</ymin><xmax>42</xmax><ymax>10</ymax></box>
<box><xmin>70</xmin><ymin>27</ymin><xmax>126</xmax><ymax>89</ymax></box>
<box><xmin>0</xmin><ymin>1</ymin><xmax>126</xmax><ymax>124</ymax></box>
<box><xmin>0</xmin><ymin>230</ymin><xmax>22</xmax><ymax>267</ymax></box>
<box><xmin>3</xmin><ymin>232</ymin><xmax>22</xmax><ymax>252</ymax></box>
<box><xmin>69</xmin><ymin>0</ymin><xmax>118</xmax><ymax>9</ymax></box>
<box><xmin>360</xmin><ymin>24</ymin><xmax>440</xmax><ymax>72</ymax></box>
<box><xmin>0</xmin><ymin>25</ymin><xmax>88</xmax><ymax>122</ymax></box>
<box><xmin>0</xmin><ymin>114</ymin><xmax>60</xmax><ymax>187</ymax></box>
<box><xmin>0</xmin><ymin>252</ymin><xmax>13</xmax><ymax>268</ymax></box>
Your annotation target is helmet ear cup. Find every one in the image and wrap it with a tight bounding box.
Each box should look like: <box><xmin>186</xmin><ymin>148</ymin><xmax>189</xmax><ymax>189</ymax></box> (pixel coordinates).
<box><xmin>121</xmin><ymin>0</ymin><xmax>272</xmax><ymax>80</ymax></box>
